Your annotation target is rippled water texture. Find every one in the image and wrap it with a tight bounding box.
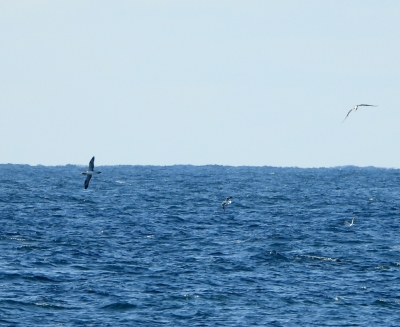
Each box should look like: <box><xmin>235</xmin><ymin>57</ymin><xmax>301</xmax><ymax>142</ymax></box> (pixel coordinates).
<box><xmin>1</xmin><ymin>165</ymin><xmax>400</xmax><ymax>326</ymax></box>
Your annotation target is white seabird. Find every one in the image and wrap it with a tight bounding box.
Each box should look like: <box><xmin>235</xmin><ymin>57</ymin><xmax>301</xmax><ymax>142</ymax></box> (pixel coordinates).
<box><xmin>342</xmin><ymin>104</ymin><xmax>378</xmax><ymax>122</ymax></box>
<box><xmin>344</xmin><ymin>217</ymin><xmax>356</xmax><ymax>226</ymax></box>
<box><xmin>81</xmin><ymin>156</ymin><xmax>101</xmax><ymax>189</ymax></box>
<box><xmin>221</xmin><ymin>197</ymin><xmax>233</xmax><ymax>211</ymax></box>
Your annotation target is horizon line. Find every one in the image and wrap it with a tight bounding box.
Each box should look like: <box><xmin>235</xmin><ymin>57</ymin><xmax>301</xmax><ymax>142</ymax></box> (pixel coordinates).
<box><xmin>0</xmin><ymin>163</ymin><xmax>398</xmax><ymax>170</ymax></box>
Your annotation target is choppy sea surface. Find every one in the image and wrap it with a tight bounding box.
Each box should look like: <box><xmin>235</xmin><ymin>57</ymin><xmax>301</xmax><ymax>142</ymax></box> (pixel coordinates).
<box><xmin>1</xmin><ymin>164</ymin><xmax>400</xmax><ymax>326</ymax></box>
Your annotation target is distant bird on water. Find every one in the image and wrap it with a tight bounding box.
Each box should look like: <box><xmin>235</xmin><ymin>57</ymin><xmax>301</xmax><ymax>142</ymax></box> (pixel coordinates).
<box><xmin>343</xmin><ymin>217</ymin><xmax>356</xmax><ymax>226</ymax></box>
<box><xmin>221</xmin><ymin>197</ymin><xmax>233</xmax><ymax>211</ymax></box>
<box><xmin>81</xmin><ymin>156</ymin><xmax>101</xmax><ymax>189</ymax></box>
<box><xmin>342</xmin><ymin>104</ymin><xmax>378</xmax><ymax>122</ymax></box>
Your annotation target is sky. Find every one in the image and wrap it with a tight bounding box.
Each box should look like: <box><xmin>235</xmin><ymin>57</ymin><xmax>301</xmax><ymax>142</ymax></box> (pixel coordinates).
<box><xmin>1</xmin><ymin>0</ymin><xmax>400</xmax><ymax>167</ymax></box>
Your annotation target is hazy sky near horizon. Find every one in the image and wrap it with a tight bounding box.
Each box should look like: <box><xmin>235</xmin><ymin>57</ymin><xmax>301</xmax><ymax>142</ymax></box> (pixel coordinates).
<box><xmin>1</xmin><ymin>1</ymin><xmax>400</xmax><ymax>167</ymax></box>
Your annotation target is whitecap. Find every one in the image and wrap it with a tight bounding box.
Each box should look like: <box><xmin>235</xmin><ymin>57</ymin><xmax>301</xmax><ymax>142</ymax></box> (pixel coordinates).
<box><xmin>375</xmin><ymin>265</ymin><xmax>391</xmax><ymax>270</ymax></box>
<box><xmin>10</xmin><ymin>237</ymin><xmax>27</xmax><ymax>241</ymax></box>
<box><xmin>304</xmin><ymin>255</ymin><xmax>340</xmax><ymax>262</ymax></box>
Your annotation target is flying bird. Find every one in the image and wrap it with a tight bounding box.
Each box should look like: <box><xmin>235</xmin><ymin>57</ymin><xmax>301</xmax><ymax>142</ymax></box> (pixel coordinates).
<box><xmin>342</xmin><ymin>104</ymin><xmax>378</xmax><ymax>122</ymax></box>
<box><xmin>343</xmin><ymin>217</ymin><xmax>356</xmax><ymax>226</ymax></box>
<box><xmin>81</xmin><ymin>156</ymin><xmax>101</xmax><ymax>189</ymax></box>
<box><xmin>221</xmin><ymin>197</ymin><xmax>233</xmax><ymax>211</ymax></box>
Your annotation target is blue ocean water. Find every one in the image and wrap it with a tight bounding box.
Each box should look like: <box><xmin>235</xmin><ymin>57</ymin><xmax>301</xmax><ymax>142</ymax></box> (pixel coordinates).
<box><xmin>1</xmin><ymin>164</ymin><xmax>400</xmax><ymax>326</ymax></box>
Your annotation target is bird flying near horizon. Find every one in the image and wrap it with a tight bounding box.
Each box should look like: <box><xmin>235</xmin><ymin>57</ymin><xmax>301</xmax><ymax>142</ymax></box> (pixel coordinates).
<box><xmin>221</xmin><ymin>197</ymin><xmax>233</xmax><ymax>211</ymax></box>
<box><xmin>81</xmin><ymin>156</ymin><xmax>101</xmax><ymax>189</ymax></box>
<box><xmin>342</xmin><ymin>104</ymin><xmax>378</xmax><ymax>122</ymax></box>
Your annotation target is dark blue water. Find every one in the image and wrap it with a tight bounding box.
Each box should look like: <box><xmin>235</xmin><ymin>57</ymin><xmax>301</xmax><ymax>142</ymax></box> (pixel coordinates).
<box><xmin>1</xmin><ymin>165</ymin><xmax>400</xmax><ymax>326</ymax></box>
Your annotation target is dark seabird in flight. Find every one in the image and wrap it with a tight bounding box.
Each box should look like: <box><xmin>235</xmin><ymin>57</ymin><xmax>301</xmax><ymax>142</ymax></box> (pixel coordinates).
<box><xmin>343</xmin><ymin>217</ymin><xmax>356</xmax><ymax>226</ymax></box>
<box><xmin>81</xmin><ymin>156</ymin><xmax>101</xmax><ymax>189</ymax></box>
<box><xmin>342</xmin><ymin>104</ymin><xmax>378</xmax><ymax>122</ymax></box>
<box><xmin>221</xmin><ymin>197</ymin><xmax>233</xmax><ymax>211</ymax></box>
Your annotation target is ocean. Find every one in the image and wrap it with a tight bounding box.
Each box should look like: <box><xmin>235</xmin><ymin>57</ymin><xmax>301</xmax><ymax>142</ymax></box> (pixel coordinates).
<box><xmin>1</xmin><ymin>164</ymin><xmax>400</xmax><ymax>326</ymax></box>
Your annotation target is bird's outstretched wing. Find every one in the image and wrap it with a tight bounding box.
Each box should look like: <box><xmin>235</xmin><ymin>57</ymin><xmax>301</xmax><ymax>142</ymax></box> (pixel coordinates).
<box><xmin>358</xmin><ymin>104</ymin><xmax>377</xmax><ymax>107</ymax></box>
<box><xmin>88</xmin><ymin>157</ymin><xmax>95</xmax><ymax>171</ymax></box>
<box><xmin>342</xmin><ymin>109</ymin><xmax>354</xmax><ymax>122</ymax></box>
<box><xmin>84</xmin><ymin>175</ymin><xmax>92</xmax><ymax>189</ymax></box>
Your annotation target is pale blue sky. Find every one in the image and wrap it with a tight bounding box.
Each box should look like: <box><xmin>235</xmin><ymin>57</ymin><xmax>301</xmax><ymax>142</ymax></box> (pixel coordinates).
<box><xmin>1</xmin><ymin>1</ymin><xmax>399</xmax><ymax>167</ymax></box>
